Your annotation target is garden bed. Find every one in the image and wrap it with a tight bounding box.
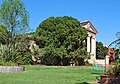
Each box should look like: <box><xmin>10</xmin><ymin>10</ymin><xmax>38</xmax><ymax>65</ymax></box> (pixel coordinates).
<box><xmin>100</xmin><ymin>74</ymin><xmax>120</xmax><ymax>84</ymax></box>
<box><xmin>0</xmin><ymin>66</ymin><xmax>25</xmax><ymax>72</ymax></box>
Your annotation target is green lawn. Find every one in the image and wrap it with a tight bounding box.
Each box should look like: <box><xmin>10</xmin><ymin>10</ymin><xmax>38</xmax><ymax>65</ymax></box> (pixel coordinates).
<box><xmin>0</xmin><ymin>65</ymin><xmax>101</xmax><ymax>84</ymax></box>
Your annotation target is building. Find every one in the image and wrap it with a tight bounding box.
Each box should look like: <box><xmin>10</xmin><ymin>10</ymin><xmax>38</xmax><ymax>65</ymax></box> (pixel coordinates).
<box><xmin>81</xmin><ymin>20</ymin><xmax>98</xmax><ymax>64</ymax></box>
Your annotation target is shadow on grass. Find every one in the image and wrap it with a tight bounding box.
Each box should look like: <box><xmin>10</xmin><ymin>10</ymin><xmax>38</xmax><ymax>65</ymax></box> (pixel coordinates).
<box><xmin>75</xmin><ymin>82</ymin><xmax>89</xmax><ymax>84</ymax></box>
<box><xmin>91</xmin><ymin>70</ymin><xmax>105</xmax><ymax>74</ymax></box>
<box><xmin>91</xmin><ymin>72</ymin><xmax>104</xmax><ymax>74</ymax></box>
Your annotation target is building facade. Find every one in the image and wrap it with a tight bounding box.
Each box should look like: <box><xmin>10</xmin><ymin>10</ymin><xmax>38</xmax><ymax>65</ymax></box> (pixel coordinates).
<box><xmin>81</xmin><ymin>20</ymin><xmax>98</xmax><ymax>64</ymax></box>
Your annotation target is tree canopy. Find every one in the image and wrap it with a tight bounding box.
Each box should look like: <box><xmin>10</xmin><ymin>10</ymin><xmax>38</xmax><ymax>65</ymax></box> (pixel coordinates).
<box><xmin>0</xmin><ymin>0</ymin><xmax>29</xmax><ymax>35</ymax></box>
<box><xmin>96</xmin><ymin>41</ymin><xmax>108</xmax><ymax>59</ymax></box>
<box><xmin>35</xmin><ymin>16</ymin><xmax>88</xmax><ymax>65</ymax></box>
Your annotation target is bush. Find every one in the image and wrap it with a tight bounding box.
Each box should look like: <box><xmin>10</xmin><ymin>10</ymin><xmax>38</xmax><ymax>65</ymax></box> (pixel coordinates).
<box><xmin>34</xmin><ymin>16</ymin><xmax>88</xmax><ymax>65</ymax></box>
<box><xmin>106</xmin><ymin>64</ymin><xmax>120</xmax><ymax>76</ymax></box>
<box><xmin>0</xmin><ymin>35</ymin><xmax>32</xmax><ymax>65</ymax></box>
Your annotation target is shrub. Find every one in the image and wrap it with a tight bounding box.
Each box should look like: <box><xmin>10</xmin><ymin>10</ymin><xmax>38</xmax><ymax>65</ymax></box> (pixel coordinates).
<box><xmin>0</xmin><ymin>35</ymin><xmax>32</xmax><ymax>65</ymax></box>
<box><xmin>34</xmin><ymin>16</ymin><xmax>88</xmax><ymax>65</ymax></box>
<box><xmin>106</xmin><ymin>64</ymin><xmax>120</xmax><ymax>76</ymax></box>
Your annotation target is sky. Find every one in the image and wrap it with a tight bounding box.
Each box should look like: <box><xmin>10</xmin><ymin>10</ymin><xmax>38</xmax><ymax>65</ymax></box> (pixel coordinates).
<box><xmin>0</xmin><ymin>0</ymin><xmax>120</xmax><ymax>46</ymax></box>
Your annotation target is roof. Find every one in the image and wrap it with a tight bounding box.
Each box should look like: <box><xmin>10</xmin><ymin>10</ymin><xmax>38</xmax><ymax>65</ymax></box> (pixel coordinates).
<box><xmin>80</xmin><ymin>20</ymin><xmax>98</xmax><ymax>34</ymax></box>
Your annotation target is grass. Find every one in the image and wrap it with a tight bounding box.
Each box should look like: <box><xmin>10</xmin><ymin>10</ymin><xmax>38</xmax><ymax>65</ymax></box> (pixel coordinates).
<box><xmin>0</xmin><ymin>65</ymin><xmax>102</xmax><ymax>84</ymax></box>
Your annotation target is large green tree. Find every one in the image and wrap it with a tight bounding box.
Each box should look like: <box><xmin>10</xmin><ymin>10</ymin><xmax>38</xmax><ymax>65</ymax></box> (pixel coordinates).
<box><xmin>35</xmin><ymin>16</ymin><xmax>88</xmax><ymax>65</ymax></box>
<box><xmin>0</xmin><ymin>0</ymin><xmax>31</xmax><ymax>64</ymax></box>
<box><xmin>0</xmin><ymin>0</ymin><xmax>29</xmax><ymax>47</ymax></box>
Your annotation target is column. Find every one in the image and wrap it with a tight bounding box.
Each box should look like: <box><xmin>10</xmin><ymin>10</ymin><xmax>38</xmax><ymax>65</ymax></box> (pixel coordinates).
<box><xmin>91</xmin><ymin>36</ymin><xmax>96</xmax><ymax>61</ymax></box>
<box><xmin>105</xmin><ymin>55</ymin><xmax>109</xmax><ymax>66</ymax></box>
<box><xmin>87</xmin><ymin>35</ymin><xmax>90</xmax><ymax>53</ymax></box>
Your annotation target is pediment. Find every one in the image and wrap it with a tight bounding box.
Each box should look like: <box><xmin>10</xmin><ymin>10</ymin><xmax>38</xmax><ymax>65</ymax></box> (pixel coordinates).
<box><xmin>86</xmin><ymin>23</ymin><xmax>96</xmax><ymax>33</ymax></box>
<box><xmin>87</xmin><ymin>23</ymin><xmax>94</xmax><ymax>31</ymax></box>
<box><xmin>80</xmin><ymin>20</ymin><xmax>98</xmax><ymax>34</ymax></box>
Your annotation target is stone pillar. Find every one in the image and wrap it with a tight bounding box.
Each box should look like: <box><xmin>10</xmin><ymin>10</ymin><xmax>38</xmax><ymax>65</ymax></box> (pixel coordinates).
<box><xmin>91</xmin><ymin>37</ymin><xmax>96</xmax><ymax>61</ymax></box>
<box><xmin>105</xmin><ymin>55</ymin><xmax>109</xmax><ymax>66</ymax></box>
<box><xmin>88</xmin><ymin>35</ymin><xmax>96</xmax><ymax>64</ymax></box>
<box><xmin>90</xmin><ymin>54</ymin><xmax>95</xmax><ymax>64</ymax></box>
<box><xmin>87</xmin><ymin>35</ymin><xmax>90</xmax><ymax>53</ymax></box>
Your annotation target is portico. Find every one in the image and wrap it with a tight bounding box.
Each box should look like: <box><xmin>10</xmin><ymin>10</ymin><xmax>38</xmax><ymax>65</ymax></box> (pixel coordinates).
<box><xmin>81</xmin><ymin>20</ymin><xmax>98</xmax><ymax>64</ymax></box>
